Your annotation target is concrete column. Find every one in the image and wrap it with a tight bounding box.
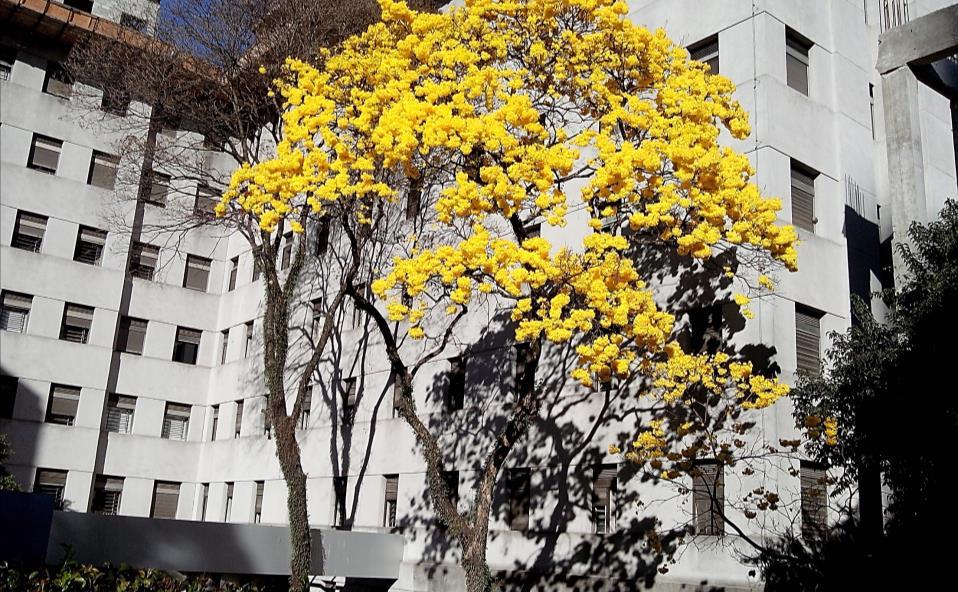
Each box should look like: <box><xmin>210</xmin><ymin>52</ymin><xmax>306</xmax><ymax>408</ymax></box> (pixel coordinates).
<box><xmin>881</xmin><ymin>65</ymin><xmax>927</xmax><ymax>280</ymax></box>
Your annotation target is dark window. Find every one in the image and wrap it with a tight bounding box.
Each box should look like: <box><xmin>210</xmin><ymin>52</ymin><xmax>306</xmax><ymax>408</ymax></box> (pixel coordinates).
<box><xmin>801</xmin><ymin>461</ymin><xmax>828</xmax><ymax>539</ymax></box>
<box><xmin>440</xmin><ymin>470</ymin><xmax>459</xmax><ymax>506</ymax></box>
<box><xmin>234</xmin><ymin>400</ymin><xmax>243</xmax><ymax>438</ymax></box>
<box><xmin>790</xmin><ymin>160</ymin><xmax>817</xmax><ymax>231</ymax></box>
<box><xmin>220</xmin><ymin>330</ymin><xmax>229</xmax><ymax>365</ymax></box>
<box><xmin>384</xmin><ymin>475</ymin><xmax>399</xmax><ymax>528</ymax></box>
<box><xmin>228</xmin><ymin>257</ymin><xmax>238</xmax><ymax>291</ymax></box>
<box><xmin>281</xmin><ymin>232</ymin><xmax>293</xmax><ymax>270</ymax></box>
<box><xmin>100</xmin><ymin>87</ymin><xmax>130</xmax><ymax>116</ymax></box>
<box><xmin>342</xmin><ymin>377</ymin><xmax>357</xmax><ymax>426</ymax></box>
<box><xmin>34</xmin><ymin>469</ymin><xmax>67</xmax><ymax>509</ymax></box>
<box><xmin>244</xmin><ymin>321</ymin><xmax>254</xmax><ymax>358</ymax></box>
<box><xmin>120</xmin><ymin>13</ymin><xmax>147</xmax><ymax>32</ymax></box>
<box><xmin>63</xmin><ymin>1</ymin><xmax>94</xmax><ymax>12</ymax></box>
<box><xmin>60</xmin><ymin>303</ymin><xmax>94</xmax><ymax>344</ymax></box>
<box><xmin>593</xmin><ymin>464</ymin><xmax>617</xmax><ymax>534</ymax></box>
<box><xmin>28</xmin><ymin>135</ymin><xmax>61</xmax><ymax>174</ymax></box>
<box><xmin>795</xmin><ymin>304</ymin><xmax>823</xmax><ymax>376</ymax></box>
<box><xmin>446</xmin><ymin>356</ymin><xmax>466</xmax><ymax>411</ymax></box>
<box><xmin>0</xmin><ymin>291</ymin><xmax>32</xmax><ymax>333</ymax></box>
<box><xmin>200</xmin><ymin>483</ymin><xmax>209</xmax><ymax>520</ymax></box>
<box><xmin>314</xmin><ymin>217</ymin><xmax>330</xmax><ymax>256</ymax></box>
<box><xmin>42</xmin><ymin>63</ymin><xmax>72</xmax><ymax>99</ymax></box>
<box><xmin>12</xmin><ymin>211</ymin><xmax>46</xmax><ymax>252</ymax></box>
<box><xmin>194</xmin><ymin>185</ymin><xmax>218</xmax><ymax>218</ymax></box>
<box><xmin>311</xmin><ymin>298</ymin><xmax>324</xmax><ymax>339</ymax></box>
<box><xmin>172</xmin><ymin>327</ymin><xmax>201</xmax><ymax>364</ymax></box>
<box><xmin>405</xmin><ymin>177</ymin><xmax>422</xmax><ymax>221</ymax></box>
<box><xmin>161</xmin><ymin>403</ymin><xmax>190</xmax><ymax>440</ymax></box>
<box><xmin>91</xmin><ymin>476</ymin><xmax>123</xmax><ymax>515</ymax></box>
<box><xmin>87</xmin><ymin>152</ymin><xmax>119</xmax><ymax>190</ymax></box>
<box><xmin>225</xmin><ymin>482</ymin><xmax>234</xmax><ymax>521</ymax></box>
<box><xmin>183</xmin><ymin>255</ymin><xmax>211</xmax><ymax>292</ymax></box>
<box><xmin>46</xmin><ymin>384</ymin><xmax>80</xmax><ymax>425</ymax></box>
<box><xmin>151</xmin><ymin>481</ymin><xmax>180</xmax><ymax>519</ymax></box>
<box><xmin>392</xmin><ymin>378</ymin><xmax>403</xmax><ymax>419</ymax></box>
<box><xmin>300</xmin><ymin>388</ymin><xmax>312</xmax><ymax>430</ymax></box>
<box><xmin>129</xmin><ymin>242</ymin><xmax>159</xmax><ymax>280</ymax></box>
<box><xmin>252</xmin><ymin>258</ymin><xmax>262</xmax><ymax>282</ymax></box>
<box><xmin>351</xmin><ymin>283</ymin><xmax>370</xmax><ymax>328</ymax></box>
<box><xmin>786</xmin><ymin>29</ymin><xmax>812</xmax><ymax>95</ymax></box>
<box><xmin>685</xmin><ymin>303</ymin><xmax>727</xmax><ymax>354</ymax></box>
<box><xmin>254</xmin><ymin>481</ymin><xmax>265</xmax><ymax>523</ymax></box>
<box><xmin>692</xmin><ymin>460</ymin><xmax>725</xmax><ymax>535</ymax></box>
<box><xmin>507</xmin><ymin>468</ymin><xmax>531</xmax><ymax>531</ymax></box>
<box><xmin>0</xmin><ymin>45</ymin><xmax>15</xmax><ymax>81</ymax></box>
<box><xmin>523</xmin><ymin>223</ymin><xmax>541</xmax><ymax>240</ymax></box>
<box><xmin>145</xmin><ymin>171</ymin><xmax>170</xmax><ymax>207</ymax></box>
<box><xmin>0</xmin><ymin>375</ymin><xmax>18</xmax><ymax>418</ymax></box>
<box><xmin>116</xmin><ymin>317</ymin><xmax>147</xmax><ymax>355</ymax></box>
<box><xmin>262</xmin><ymin>399</ymin><xmax>272</xmax><ymax>439</ymax></box>
<box><xmin>210</xmin><ymin>405</ymin><xmax>219</xmax><ymax>440</ymax></box>
<box><xmin>868</xmin><ymin>83</ymin><xmax>876</xmax><ymax>140</ymax></box>
<box><xmin>74</xmin><ymin>226</ymin><xmax>107</xmax><ymax>265</ymax></box>
<box><xmin>105</xmin><ymin>394</ymin><xmax>135</xmax><ymax>434</ymax></box>
<box><xmin>333</xmin><ymin>476</ymin><xmax>348</xmax><ymax>529</ymax></box>
<box><xmin>689</xmin><ymin>35</ymin><xmax>719</xmax><ymax>74</ymax></box>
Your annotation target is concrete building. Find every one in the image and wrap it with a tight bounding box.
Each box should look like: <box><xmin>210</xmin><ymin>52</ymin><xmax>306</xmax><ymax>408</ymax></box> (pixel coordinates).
<box><xmin>1</xmin><ymin>1</ymin><xmax>956</xmax><ymax>590</ymax></box>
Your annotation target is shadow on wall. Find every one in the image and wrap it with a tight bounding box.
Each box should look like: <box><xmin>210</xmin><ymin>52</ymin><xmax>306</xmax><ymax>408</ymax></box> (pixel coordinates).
<box><xmin>1</xmin><ymin>368</ymin><xmax>48</xmax><ymax>497</ymax></box>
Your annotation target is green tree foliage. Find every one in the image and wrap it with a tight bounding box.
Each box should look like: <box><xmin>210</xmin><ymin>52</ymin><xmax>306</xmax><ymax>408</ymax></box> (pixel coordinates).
<box><xmin>0</xmin><ymin>434</ymin><xmax>20</xmax><ymax>492</ymax></box>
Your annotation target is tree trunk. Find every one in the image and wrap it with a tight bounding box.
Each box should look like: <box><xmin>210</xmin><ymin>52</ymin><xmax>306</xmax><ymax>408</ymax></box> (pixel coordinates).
<box><xmin>463</xmin><ymin>538</ymin><xmax>495</xmax><ymax>592</ymax></box>
<box><xmin>274</xmin><ymin>414</ymin><xmax>312</xmax><ymax>592</ymax></box>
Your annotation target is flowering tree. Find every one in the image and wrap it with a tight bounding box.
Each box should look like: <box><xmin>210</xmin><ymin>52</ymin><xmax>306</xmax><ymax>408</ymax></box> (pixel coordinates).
<box><xmin>222</xmin><ymin>0</ymin><xmax>799</xmax><ymax>589</ymax></box>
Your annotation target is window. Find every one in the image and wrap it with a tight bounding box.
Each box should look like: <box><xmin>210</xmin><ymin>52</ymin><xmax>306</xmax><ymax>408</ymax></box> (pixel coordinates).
<box><xmin>801</xmin><ymin>461</ymin><xmax>828</xmax><ymax>540</ymax></box>
<box><xmin>60</xmin><ymin>303</ymin><xmax>94</xmax><ymax>344</ymax></box>
<box><xmin>172</xmin><ymin>327</ymin><xmax>201</xmax><ymax>364</ymax></box>
<box><xmin>151</xmin><ymin>481</ymin><xmax>180</xmax><ymax>519</ymax></box>
<box><xmin>689</xmin><ymin>35</ymin><xmax>719</xmax><ymax>74</ymax></box>
<box><xmin>228</xmin><ymin>257</ymin><xmax>239</xmax><ymax>291</ymax></box>
<box><xmin>405</xmin><ymin>177</ymin><xmax>422</xmax><ymax>221</ymax></box>
<box><xmin>593</xmin><ymin>464</ymin><xmax>617</xmax><ymax>534</ymax></box>
<box><xmin>225</xmin><ymin>482</ymin><xmax>234</xmax><ymax>521</ymax></box>
<box><xmin>194</xmin><ymin>185</ymin><xmax>218</xmax><ymax>218</ymax></box>
<box><xmin>440</xmin><ymin>470</ymin><xmax>459</xmax><ymax>506</ymax></box>
<box><xmin>34</xmin><ymin>469</ymin><xmax>67</xmax><ymax>509</ymax></box>
<box><xmin>91</xmin><ymin>476</ymin><xmax>123</xmax><ymax>515</ymax></box>
<box><xmin>785</xmin><ymin>29</ymin><xmax>812</xmax><ymax>95</ymax></box>
<box><xmin>46</xmin><ymin>384</ymin><xmax>80</xmax><ymax>425</ymax></box>
<box><xmin>100</xmin><ymin>87</ymin><xmax>130</xmax><ymax>116</ymax></box>
<box><xmin>252</xmin><ymin>259</ymin><xmax>262</xmax><ymax>282</ymax></box>
<box><xmin>220</xmin><ymin>330</ymin><xmax>229</xmax><ymax>365</ymax></box>
<box><xmin>87</xmin><ymin>152</ymin><xmax>119</xmax><ymax>190</ymax></box>
<box><xmin>0</xmin><ymin>291</ymin><xmax>32</xmax><ymax>333</ymax></box>
<box><xmin>28</xmin><ymin>135</ymin><xmax>61</xmax><ymax>174</ymax></box>
<box><xmin>234</xmin><ymin>400</ymin><xmax>244</xmax><ymax>438</ymax></box>
<box><xmin>116</xmin><ymin>317</ymin><xmax>147</xmax><ymax>355</ymax></box>
<box><xmin>281</xmin><ymin>232</ymin><xmax>293</xmax><ymax>270</ymax></box>
<box><xmin>145</xmin><ymin>171</ymin><xmax>170</xmax><ymax>206</ymax></box>
<box><xmin>351</xmin><ymin>283</ymin><xmax>370</xmax><ymax>328</ymax></box>
<box><xmin>254</xmin><ymin>481</ymin><xmax>265</xmax><ymax>524</ymax></box>
<box><xmin>392</xmin><ymin>379</ymin><xmax>403</xmax><ymax>419</ymax></box>
<box><xmin>183</xmin><ymin>255</ymin><xmax>211</xmax><ymax>292</ymax></box>
<box><xmin>342</xmin><ymin>377</ymin><xmax>357</xmax><ymax>426</ymax></box>
<box><xmin>311</xmin><ymin>298</ymin><xmax>323</xmax><ymax>339</ymax></box>
<box><xmin>105</xmin><ymin>394</ymin><xmax>135</xmax><ymax>434</ymax></box>
<box><xmin>790</xmin><ymin>160</ymin><xmax>816</xmax><ymax>232</ymax></box>
<box><xmin>161</xmin><ymin>403</ymin><xmax>191</xmax><ymax>440</ymax></box>
<box><xmin>244</xmin><ymin>321</ymin><xmax>254</xmax><ymax>357</ymax></box>
<box><xmin>507</xmin><ymin>468</ymin><xmax>531</xmax><ymax>531</ymax></box>
<box><xmin>333</xmin><ymin>476</ymin><xmax>348</xmax><ymax>529</ymax></box>
<box><xmin>692</xmin><ymin>460</ymin><xmax>725</xmax><ymax>535</ymax></box>
<box><xmin>314</xmin><ymin>217</ymin><xmax>330</xmax><ymax>256</ymax></box>
<box><xmin>523</xmin><ymin>223</ymin><xmax>541</xmax><ymax>240</ymax></box>
<box><xmin>869</xmin><ymin>83</ymin><xmax>876</xmax><ymax>140</ymax></box>
<box><xmin>262</xmin><ymin>401</ymin><xmax>272</xmax><ymax>439</ymax></box>
<box><xmin>63</xmin><ymin>1</ymin><xmax>94</xmax><ymax>12</ymax></box>
<box><xmin>0</xmin><ymin>46</ymin><xmax>15</xmax><ymax>81</ymax></box>
<box><xmin>42</xmin><ymin>63</ymin><xmax>72</xmax><ymax>99</ymax></box>
<box><xmin>383</xmin><ymin>475</ymin><xmax>399</xmax><ymax>528</ymax></box>
<box><xmin>300</xmin><ymin>388</ymin><xmax>312</xmax><ymax>430</ymax></box>
<box><xmin>74</xmin><ymin>226</ymin><xmax>107</xmax><ymax>265</ymax></box>
<box><xmin>120</xmin><ymin>12</ymin><xmax>147</xmax><ymax>32</ymax></box>
<box><xmin>200</xmin><ymin>483</ymin><xmax>209</xmax><ymax>520</ymax></box>
<box><xmin>514</xmin><ymin>344</ymin><xmax>531</xmax><ymax>395</ymax></box>
<box><xmin>0</xmin><ymin>376</ymin><xmax>17</xmax><ymax>418</ymax></box>
<box><xmin>210</xmin><ymin>405</ymin><xmax>219</xmax><ymax>440</ymax></box>
<box><xmin>129</xmin><ymin>242</ymin><xmax>159</xmax><ymax>280</ymax></box>
<box><xmin>12</xmin><ymin>211</ymin><xmax>47</xmax><ymax>252</ymax></box>
<box><xmin>446</xmin><ymin>356</ymin><xmax>466</xmax><ymax>411</ymax></box>
<box><xmin>686</xmin><ymin>303</ymin><xmax>725</xmax><ymax>354</ymax></box>
<box><xmin>795</xmin><ymin>304</ymin><xmax>823</xmax><ymax>376</ymax></box>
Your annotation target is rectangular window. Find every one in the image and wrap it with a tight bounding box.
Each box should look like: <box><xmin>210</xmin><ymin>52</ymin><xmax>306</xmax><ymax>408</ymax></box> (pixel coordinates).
<box><xmin>801</xmin><ymin>461</ymin><xmax>828</xmax><ymax>539</ymax></box>
<box><xmin>173</xmin><ymin>327</ymin><xmax>201</xmax><ymax>364</ymax></box>
<box><xmin>105</xmin><ymin>394</ymin><xmax>135</xmax><ymax>434</ymax></box>
<box><xmin>252</xmin><ymin>258</ymin><xmax>262</xmax><ymax>282</ymax></box>
<box><xmin>28</xmin><ymin>135</ymin><xmax>62</xmax><ymax>174</ymax></box>
<box><xmin>405</xmin><ymin>177</ymin><xmax>422</xmax><ymax>221</ymax></box>
<box><xmin>220</xmin><ymin>330</ymin><xmax>229</xmax><ymax>365</ymax></box>
<box><xmin>120</xmin><ymin>12</ymin><xmax>147</xmax><ymax>32</ymax></box>
<box><xmin>0</xmin><ymin>375</ymin><xmax>17</xmax><ymax>419</ymax></box>
<box><xmin>0</xmin><ymin>291</ymin><xmax>32</xmax><ymax>333</ymax></box>
<box><xmin>87</xmin><ymin>151</ymin><xmax>119</xmax><ymax>190</ymax></box>
<box><xmin>116</xmin><ymin>317</ymin><xmax>147</xmax><ymax>355</ymax></box>
<box><xmin>129</xmin><ymin>242</ymin><xmax>159</xmax><ymax>280</ymax></box>
<box><xmin>200</xmin><ymin>483</ymin><xmax>209</xmax><ymax>521</ymax></box>
<box><xmin>46</xmin><ymin>384</ymin><xmax>80</xmax><ymax>425</ymax></box>
<box><xmin>507</xmin><ymin>467</ymin><xmax>531</xmax><ymax>531</ymax></box>
<box><xmin>790</xmin><ymin>160</ymin><xmax>816</xmax><ymax>232</ymax></box>
<box><xmin>593</xmin><ymin>464</ymin><xmax>617</xmax><ymax>534</ymax></box>
<box><xmin>0</xmin><ymin>46</ymin><xmax>15</xmax><ymax>81</ymax></box>
<box><xmin>392</xmin><ymin>379</ymin><xmax>403</xmax><ymax>419</ymax></box>
<box><xmin>100</xmin><ymin>87</ymin><xmax>130</xmax><ymax>116</ymax></box>
<box><xmin>34</xmin><ymin>469</ymin><xmax>67</xmax><ymax>509</ymax></box>
<box><xmin>63</xmin><ymin>1</ymin><xmax>94</xmax><ymax>12</ymax></box>
<box><xmin>514</xmin><ymin>344</ymin><xmax>532</xmax><ymax>395</ymax></box>
<box><xmin>342</xmin><ymin>377</ymin><xmax>357</xmax><ymax>426</ymax></box>
<box><xmin>145</xmin><ymin>171</ymin><xmax>170</xmax><ymax>207</ymax></box>
<box><xmin>254</xmin><ymin>481</ymin><xmax>265</xmax><ymax>524</ymax></box>
<box><xmin>300</xmin><ymin>388</ymin><xmax>312</xmax><ymax>430</ymax></box>
<box><xmin>795</xmin><ymin>304</ymin><xmax>823</xmax><ymax>376</ymax></box>
<box><xmin>183</xmin><ymin>255</ymin><xmax>211</xmax><ymax>292</ymax></box>
<box><xmin>314</xmin><ymin>218</ymin><xmax>330</xmax><ymax>256</ymax></box>
<box><xmin>786</xmin><ymin>29</ymin><xmax>811</xmax><ymax>96</ymax></box>
<box><xmin>234</xmin><ymin>400</ymin><xmax>244</xmax><ymax>438</ymax></box>
<box><xmin>91</xmin><ymin>476</ymin><xmax>123</xmax><ymax>515</ymax></box>
<box><xmin>689</xmin><ymin>35</ymin><xmax>719</xmax><ymax>75</ymax></box>
<box><xmin>262</xmin><ymin>400</ymin><xmax>272</xmax><ymax>439</ymax></box>
<box><xmin>60</xmin><ymin>303</ymin><xmax>94</xmax><ymax>344</ymax></box>
<box><xmin>334</xmin><ymin>476</ymin><xmax>348</xmax><ymax>529</ymax></box>
<box><xmin>43</xmin><ymin>62</ymin><xmax>72</xmax><ymax>99</ymax></box>
<box><xmin>869</xmin><ymin>83</ymin><xmax>876</xmax><ymax>140</ymax></box>
<box><xmin>384</xmin><ymin>474</ymin><xmax>399</xmax><ymax>528</ymax></box>
<box><xmin>225</xmin><ymin>482</ymin><xmax>234</xmax><ymax>521</ymax></box>
<box><xmin>73</xmin><ymin>226</ymin><xmax>107</xmax><ymax>265</ymax></box>
<box><xmin>244</xmin><ymin>321</ymin><xmax>254</xmax><ymax>358</ymax></box>
<box><xmin>311</xmin><ymin>298</ymin><xmax>324</xmax><ymax>339</ymax></box>
<box><xmin>211</xmin><ymin>405</ymin><xmax>219</xmax><ymax>440</ymax></box>
<box><xmin>692</xmin><ymin>460</ymin><xmax>725</xmax><ymax>535</ymax></box>
<box><xmin>228</xmin><ymin>257</ymin><xmax>238</xmax><ymax>291</ymax></box>
<box><xmin>441</xmin><ymin>470</ymin><xmax>459</xmax><ymax>505</ymax></box>
<box><xmin>161</xmin><ymin>402</ymin><xmax>191</xmax><ymax>440</ymax></box>
<box><xmin>281</xmin><ymin>232</ymin><xmax>294</xmax><ymax>270</ymax></box>
<box><xmin>351</xmin><ymin>283</ymin><xmax>370</xmax><ymax>328</ymax></box>
<box><xmin>151</xmin><ymin>481</ymin><xmax>180</xmax><ymax>519</ymax></box>
<box><xmin>686</xmin><ymin>303</ymin><xmax>725</xmax><ymax>355</ymax></box>
<box><xmin>12</xmin><ymin>211</ymin><xmax>47</xmax><ymax>252</ymax></box>
<box><xmin>447</xmin><ymin>356</ymin><xmax>466</xmax><ymax>411</ymax></box>
<box><xmin>194</xmin><ymin>185</ymin><xmax>218</xmax><ymax>218</ymax></box>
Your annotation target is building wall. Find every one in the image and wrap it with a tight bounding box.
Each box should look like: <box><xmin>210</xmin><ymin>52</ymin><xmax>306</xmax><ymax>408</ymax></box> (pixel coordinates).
<box><xmin>2</xmin><ymin>1</ymin><xmax>956</xmax><ymax>591</ymax></box>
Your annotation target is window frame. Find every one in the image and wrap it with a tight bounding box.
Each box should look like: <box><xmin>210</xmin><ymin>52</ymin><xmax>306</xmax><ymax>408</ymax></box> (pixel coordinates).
<box><xmin>27</xmin><ymin>134</ymin><xmax>62</xmax><ymax>174</ymax></box>
<box><xmin>12</xmin><ymin>211</ymin><xmax>47</xmax><ymax>253</ymax></box>
<box><xmin>688</xmin><ymin>34</ymin><xmax>720</xmax><ymax>75</ymax></box>
<box><xmin>0</xmin><ymin>291</ymin><xmax>32</xmax><ymax>333</ymax></box>
<box><xmin>74</xmin><ymin>226</ymin><xmax>107</xmax><ymax>266</ymax></box>
<box><xmin>60</xmin><ymin>303</ymin><xmax>95</xmax><ymax>344</ymax></box>
<box><xmin>172</xmin><ymin>326</ymin><xmax>201</xmax><ymax>365</ymax></box>
<box><xmin>785</xmin><ymin>29</ymin><xmax>812</xmax><ymax>96</ymax></box>
<box><xmin>87</xmin><ymin>151</ymin><xmax>119</xmax><ymax>190</ymax></box>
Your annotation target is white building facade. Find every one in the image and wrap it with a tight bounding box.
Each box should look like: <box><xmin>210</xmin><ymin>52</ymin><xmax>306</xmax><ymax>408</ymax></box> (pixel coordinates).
<box><xmin>1</xmin><ymin>1</ymin><xmax>956</xmax><ymax>590</ymax></box>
